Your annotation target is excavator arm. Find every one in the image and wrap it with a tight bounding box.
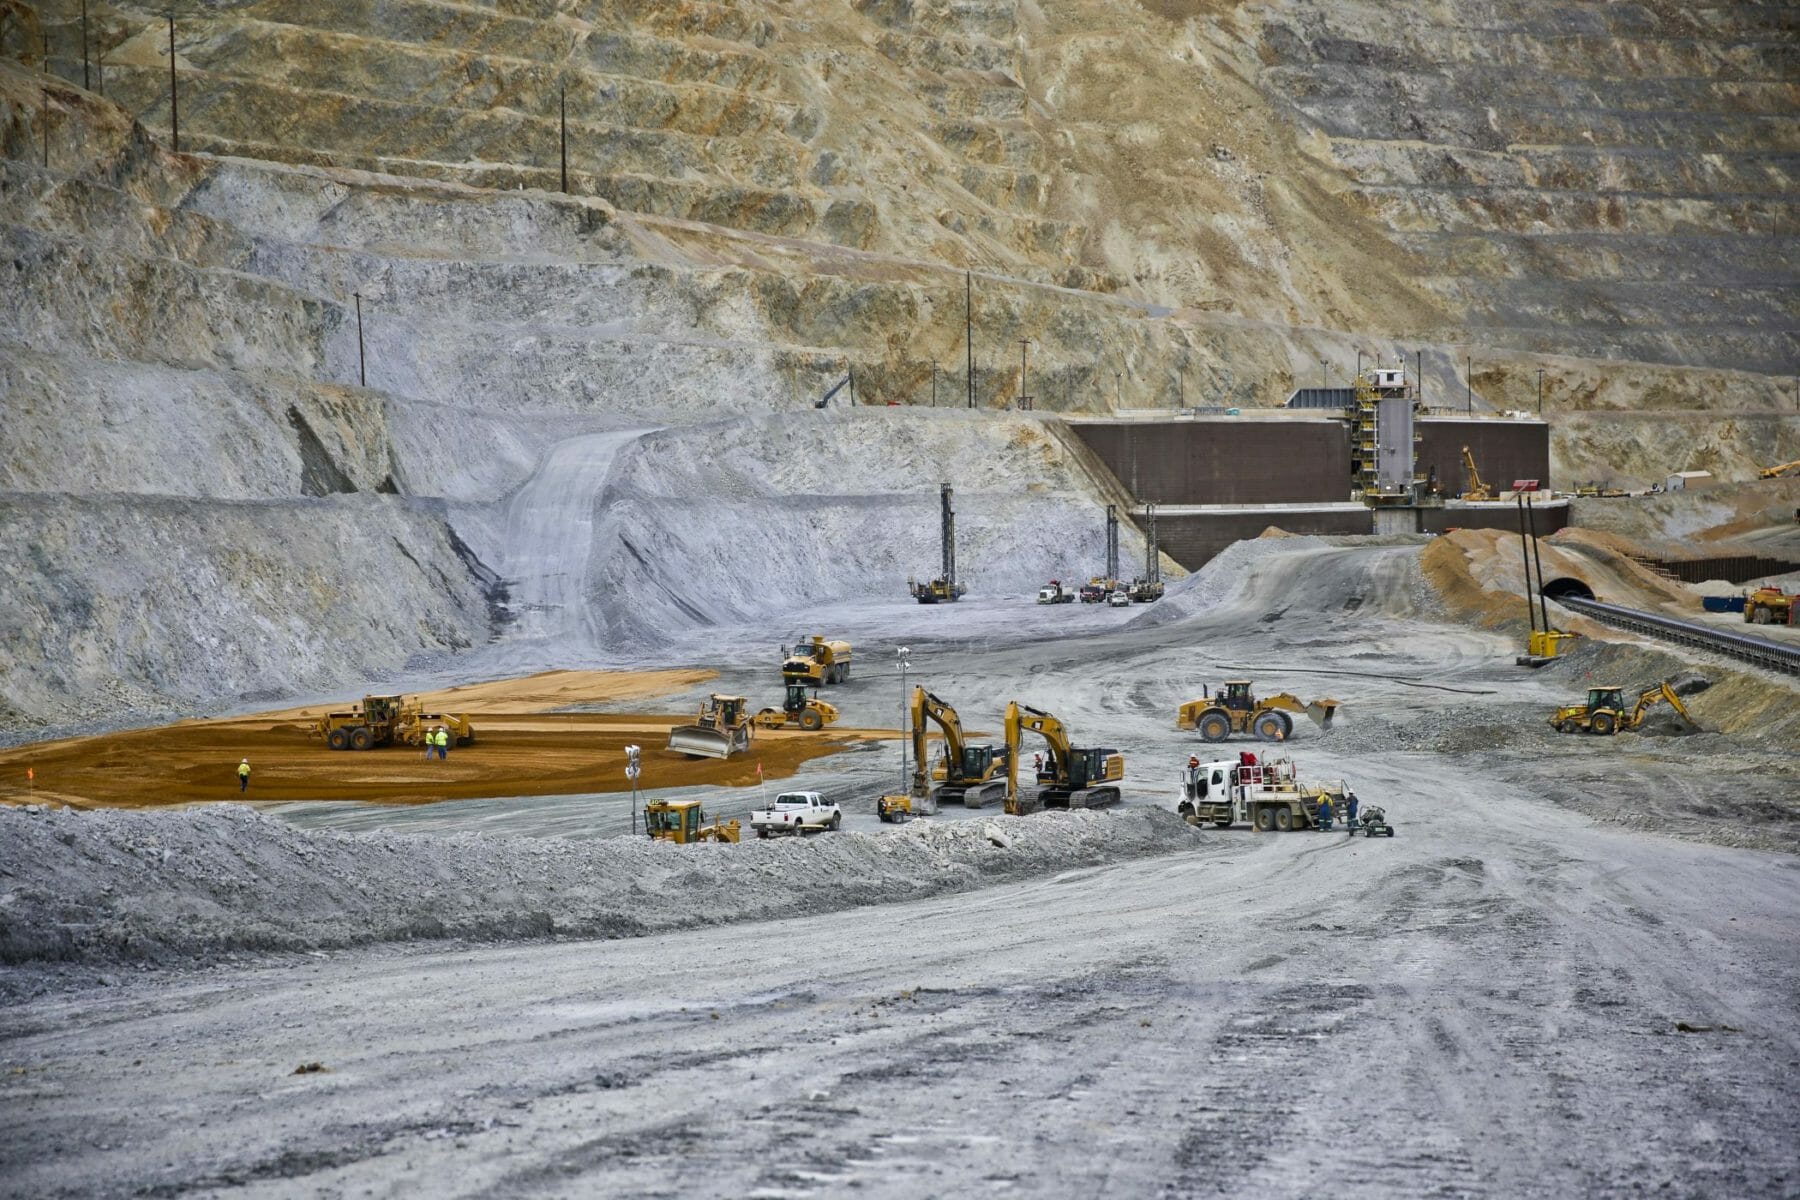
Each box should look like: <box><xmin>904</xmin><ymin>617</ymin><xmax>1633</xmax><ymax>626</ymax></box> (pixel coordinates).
<box><xmin>1005</xmin><ymin>702</ymin><xmax>1076</xmax><ymax>815</ymax></box>
<box><xmin>1758</xmin><ymin>458</ymin><xmax>1800</xmax><ymax>480</ymax></box>
<box><xmin>913</xmin><ymin>687</ymin><xmax>972</xmax><ymax>789</ymax></box>
<box><xmin>1632</xmin><ymin>682</ymin><xmax>1693</xmax><ymax>728</ymax></box>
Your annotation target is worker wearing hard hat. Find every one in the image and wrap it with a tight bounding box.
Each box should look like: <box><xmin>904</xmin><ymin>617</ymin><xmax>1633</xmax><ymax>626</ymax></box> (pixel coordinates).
<box><xmin>237</xmin><ymin>759</ymin><xmax>251</xmax><ymax>793</ymax></box>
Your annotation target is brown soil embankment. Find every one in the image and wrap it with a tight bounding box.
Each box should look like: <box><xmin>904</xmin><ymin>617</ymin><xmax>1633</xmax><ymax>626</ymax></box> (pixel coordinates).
<box><xmin>0</xmin><ymin>669</ymin><xmax>884</xmax><ymax>810</ymax></box>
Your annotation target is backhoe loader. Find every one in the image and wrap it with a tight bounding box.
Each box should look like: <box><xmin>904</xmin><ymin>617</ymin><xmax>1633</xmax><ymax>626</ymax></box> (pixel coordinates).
<box><xmin>1003</xmin><ymin>702</ymin><xmax>1124</xmax><ymax>815</ymax></box>
<box><xmin>910</xmin><ymin>687</ymin><xmax>1009</xmax><ymax>809</ymax></box>
<box><xmin>1176</xmin><ymin>681</ymin><xmax>1339</xmax><ymax>743</ymax></box>
<box><xmin>666</xmin><ymin>694</ymin><xmax>754</xmax><ymax>759</ymax></box>
<box><xmin>754</xmin><ymin>684</ymin><xmax>839</xmax><ymax>731</ymax></box>
<box><xmin>1550</xmin><ymin>681</ymin><xmax>1694</xmax><ymax>736</ymax></box>
<box><xmin>644</xmin><ymin>799</ymin><xmax>741</xmax><ymax>844</ymax></box>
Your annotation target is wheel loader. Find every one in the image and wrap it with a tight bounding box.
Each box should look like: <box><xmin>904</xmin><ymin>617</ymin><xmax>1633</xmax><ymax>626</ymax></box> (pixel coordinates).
<box><xmin>754</xmin><ymin>684</ymin><xmax>839</xmax><ymax>732</ymax></box>
<box><xmin>782</xmin><ymin>635</ymin><xmax>853</xmax><ymax>685</ymax></box>
<box><xmin>313</xmin><ymin>694</ymin><xmax>474</xmax><ymax>751</ymax></box>
<box><xmin>1176</xmin><ymin>681</ymin><xmax>1339</xmax><ymax>743</ymax></box>
<box><xmin>666</xmin><ymin>695</ymin><xmax>754</xmax><ymax>759</ymax></box>
<box><xmin>644</xmin><ymin>799</ymin><xmax>741</xmax><ymax>844</ymax></box>
<box><xmin>1550</xmin><ymin>681</ymin><xmax>1694</xmax><ymax>735</ymax></box>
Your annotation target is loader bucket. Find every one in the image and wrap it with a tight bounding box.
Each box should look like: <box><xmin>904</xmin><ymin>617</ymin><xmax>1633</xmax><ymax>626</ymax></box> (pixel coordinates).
<box><xmin>667</xmin><ymin>725</ymin><xmax>738</xmax><ymax>759</ymax></box>
<box><xmin>1307</xmin><ymin>700</ymin><xmax>1339</xmax><ymax>728</ymax></box>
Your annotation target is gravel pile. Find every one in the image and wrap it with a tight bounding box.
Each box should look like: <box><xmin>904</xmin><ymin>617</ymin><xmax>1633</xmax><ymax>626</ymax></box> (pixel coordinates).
<box><xmin>0</xmin><ymin>803</ymin><xmax>1201</xmax><ymax>970</ymax></box>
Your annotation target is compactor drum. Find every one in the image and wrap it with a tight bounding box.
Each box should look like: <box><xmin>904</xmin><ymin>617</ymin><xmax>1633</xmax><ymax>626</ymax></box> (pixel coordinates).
<box><xmin>667</xmin><ymin>695</ymin><xmax>755</xmax><ymax>759</ymax></box>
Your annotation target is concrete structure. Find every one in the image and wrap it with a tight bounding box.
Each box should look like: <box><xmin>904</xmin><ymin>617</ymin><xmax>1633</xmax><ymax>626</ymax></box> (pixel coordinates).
<box><xmin>1665</xmin><ymin>471</ymin><xmax>1716</xmax><ymax>492</ymax></box>
<box><xmin>1418</xmin><ymin>419</ymin><xmax>1553</xmax><ymax>496</ymax></box>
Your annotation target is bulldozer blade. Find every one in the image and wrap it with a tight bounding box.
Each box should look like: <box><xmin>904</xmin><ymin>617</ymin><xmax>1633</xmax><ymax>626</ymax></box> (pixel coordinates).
<box><xmin>667</xmin><ymin>726</ymin><xmax>737</xmax><ymax>759</ymax></box>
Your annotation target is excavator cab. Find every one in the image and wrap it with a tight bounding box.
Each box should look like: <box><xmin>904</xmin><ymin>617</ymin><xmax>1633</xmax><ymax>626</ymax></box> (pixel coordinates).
<box><xmin>959</xmin><ymin>744</ymin><xmax>1007</xmax><ymax>780</ymax></box>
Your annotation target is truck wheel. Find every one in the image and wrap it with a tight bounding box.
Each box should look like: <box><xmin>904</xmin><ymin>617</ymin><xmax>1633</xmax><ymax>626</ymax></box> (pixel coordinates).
<box><xmin>349</xmin><ymin>727</ymin><xmax>374</xmax><ymax>751</ymax></box>
<box><xmin>326</xmin><ymin>728</ymin><xmax>350</xmax><ymax>751</ymax></box>
<box><xmin>1752</xmin><ymin>607</ymin><xmax>1771</xmax><ymax>624</ymax></box>
<box><xmin>1198</xmin><ymin>712</ymin><xmax>1233</xmax><ymax>742</ymax></box>
<box><xmin>1214</xmin><ymin>818</ymin><xmax>1233</xmax><ymax>828</ymax></box>
<box><xmin>757</xmin><ymin>829</ymin><xmax>769</xmax><ymax>839</ymax></box>
<box><xmin>1254</xmin><ymin>807</ymin><xmax>1274</xmax><ymax>832</ymax></box>
<box><xmin>1253</xmin><ymin>713</ymin><xmax>1286</xmax><ymax>741</ymax></box>
<box><xmin>1177</xmin><ymin>801</ymin><xmax>1194</xmax><ymax>819</ymax></box>
<box><xmin>840</xmin><ymin>663</ymin><xmax>849</xmax><ymax>681</ymax></box>
<box><xmin>1274</xmin><ymin>808</ymin><xmax>1294</xmax><ymax>832</ymax></box>
<box><xmin>829</xmin><ymin>813</ymin><xmax>841</xmax><ymax>831</ymax></box>
<box><xmin>1591</xmin><ymin>712</ymin><xmax>1617</xmax><ymax>736</ymax></box>
<box><xmin>800</xmin><ymin>709</ymin><xmax>823</xmax><ymax>731</ymax></box>
<box><xmin>1278</xmin><ymin>712</ymin><xmax>1295</xmax><ymax>739</ymax></box>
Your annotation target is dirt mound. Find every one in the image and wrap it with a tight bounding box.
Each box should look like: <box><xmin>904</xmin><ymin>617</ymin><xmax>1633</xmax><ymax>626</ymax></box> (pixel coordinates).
<box><xmin>0</xmin><ymin>803</ymin><xmax>1200</xmax><ymax>973</ymax></box>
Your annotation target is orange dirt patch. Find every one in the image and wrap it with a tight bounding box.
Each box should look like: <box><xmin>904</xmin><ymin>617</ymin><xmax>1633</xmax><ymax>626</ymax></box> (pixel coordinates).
<box><xmin>0</xmin><ymin>669</ymin><xmax>901</xmax><ymax>810</ymax></box>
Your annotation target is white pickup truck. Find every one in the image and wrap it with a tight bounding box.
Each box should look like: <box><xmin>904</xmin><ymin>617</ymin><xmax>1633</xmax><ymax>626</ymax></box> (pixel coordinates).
<box><xmin>749</xmin><ymin>791</ymin><xmax>842</xmax><ymax>838</ymax></box>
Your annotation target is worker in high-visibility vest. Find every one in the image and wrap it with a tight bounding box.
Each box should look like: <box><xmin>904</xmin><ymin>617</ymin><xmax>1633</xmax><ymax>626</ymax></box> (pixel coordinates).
<box><xmin>434</xmin><ymin>727</ymin><xmax>449</xmax><ymax>760</ymax></box>
<box><xmin>237</xmin><ymin>759</ymin><xmax>251</xmax><ymax>792</ymax></box>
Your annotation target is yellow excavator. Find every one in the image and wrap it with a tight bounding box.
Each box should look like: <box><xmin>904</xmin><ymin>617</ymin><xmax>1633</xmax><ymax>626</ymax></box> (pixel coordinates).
<box><xmin>1460</xmin><ymin>446</ymin><xmax>1497</xmax><ymax>502</ymax></box>
<box><xmin>1550</xmin><ymin>681</ymin><xmax>1694</xmax><ymax>736</ymax></box>
<box><xmin>644</xmin><ymin>799</ymin><xmax>741</xmax><ymax>844</ymax></box>
<box><xmin>1003</xmin><ymin>702</ymin><xmax>1125</xmax><ymax>815</ymax></box>
<box><xmin>1176</xmin><ymin>681</ymin><xmax>1339</xmax><ymax>743</ymax></box>
<box><xmin>909</xmin><ymin>687</ymin><xmax>1010</xmax><ymax>809</ymax></box>
<box><xmin>1757</xmin><ymin>459</ymin><xmax>1800</xmax><ymax>480</ymax></box>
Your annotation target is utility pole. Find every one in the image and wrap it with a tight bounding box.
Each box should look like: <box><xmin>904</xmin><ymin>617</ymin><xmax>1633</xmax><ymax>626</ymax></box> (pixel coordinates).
<box><xmin>1466</xmin><ymin>354</ymin><xmax>1472</xmax><ymax>414</ymax></box>
<box><xmin>167</xmin><ymin>14</ymin><xmax>178</xmax><ymax>153</ymax></box>
<box><xmin>965</xmin><ymin>271</ymin><xmax>974</xmax><ymax>409</ymax></box>
<box><xmin>625</xmin><ymin>744</ymin><xmax>641</xmax><ymax>835</ymax></box>
<box><xmin>41</xmin><ymin>87</ymin><xmax>48</xmax><ymax>168</ymax></box>
<box><xmin>559</xmin><ymin>84</ymin><xmax>568</xmax><ymax>193</ymax></box>
<box><xmin>1320</xmin><ymin>360</ymin><xmax>1329</xmax><ymax>391</ymax></box>
<box><xmin>81</xmin><ymin>0</ymin><xmax>89</xmax><ymax>90</ymax></box>
<box><xmin>353</xmin><ymin>292</ymin><xmax>366</xmax><ymax>386</ymax></box>
<box><xmin>931</xmin><ymin>359</ymin><xmax>938</xmax><ymax>407</ymax></box>
<box><xmin>1114</xmin><ymin>370</ymin><xmax>1121</xmax><ymax>409</ymax></box>
<box><xmin>1356</xmin><ymin>349</ymin><xmax>1364</xmax><ymax>382</ymax></box>
<box><xmin>1017</xmin><ymin>338</ymin><xmax>1031</xmax><ymax>410</ymax></box>
<box><xmin>1537</xmin><ymin>368</ymin><xmax>1544</xmax><ymax>414</ymax></box>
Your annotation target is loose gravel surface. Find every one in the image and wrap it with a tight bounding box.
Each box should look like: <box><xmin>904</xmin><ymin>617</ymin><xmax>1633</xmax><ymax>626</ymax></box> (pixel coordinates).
<box><xmin>2</xmin><ymin>537</ymin><xmax>1796</xmax><ymax>1197</ymax></box>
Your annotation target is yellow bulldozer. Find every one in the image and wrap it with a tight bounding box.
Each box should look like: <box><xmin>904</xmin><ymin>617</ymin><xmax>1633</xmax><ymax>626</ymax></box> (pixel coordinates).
<box><xmin>644</xmin><ymin>799</ymin><xmax>741</xmax><ymax>844</ymax></box>
<box><xmin>666</xmin><ymin>694</ymin><xmax>754</xmax><ymax>759</ymax></box>
<box><xmin>1003</xmin><ymin>702</ymin><xmax>1124</xmax><ymax>815</ymax></box>
<box><xmin>1550</xmin><ymin>681</ymin><xmax>1694</xmax><ymax>735</ymax></box>
<box><xmin>782</xmin><ymin>635</ymin><xmax>853</xmax><ymax>685</ymax></box>
<box><xmin>1176</xmin><ymin>681</ymin><xmax>1339</xmax><ymax>743</ymax></box>
<box><xmin>313</xmin><ymin>694</ymin><xmax>474</xmax><ymax>751</ymax></box>
<box><xmin>754</xmin><ymin>683</ymin><xmax>839</xmax><ymax>731</ymax></box>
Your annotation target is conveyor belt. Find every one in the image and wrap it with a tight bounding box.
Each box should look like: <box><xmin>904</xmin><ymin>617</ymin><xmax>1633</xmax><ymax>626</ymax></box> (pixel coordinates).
<box><xmin>1556</xmin><ymin>595</ymin><xmax>1800</xmax><ymax>676</ymax></box>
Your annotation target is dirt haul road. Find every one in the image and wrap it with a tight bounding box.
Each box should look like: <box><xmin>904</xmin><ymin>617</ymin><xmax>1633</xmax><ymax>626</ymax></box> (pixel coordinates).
<box><xmin>1</xmin><ymin>781</ymin><xmax>1795</xmax><ymax>1198</ymax></box>
<box><xmin>2</xmin><ymin>537</ymin><xmax>1796</xmax><ymax>1196</ymax></box>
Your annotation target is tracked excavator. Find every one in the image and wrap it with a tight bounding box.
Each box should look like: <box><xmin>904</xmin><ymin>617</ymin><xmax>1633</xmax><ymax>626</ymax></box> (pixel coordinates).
<box><xmin>909</xmin><ymin>687</ymin><xmax>1009</xmax><ymax>809</ymax></box>
<box><xmin>1176</xmin><ymin>681</ymin><xmax>1339</xmax><ymax>743</ymax></box>
<box><xmin>1003</xmin><ymin>701</ymin><xmax>1124</xmax><ymax>815</ymax></box>
<box><xmin>666</xmin><ymin>694</ymin><xmax>754</xmax><ymax>759</ymax></box>
<box><xmin>1550</xmin><ymin>681</ymin><xmax>1694</xmax><ymax>735</ymax></box>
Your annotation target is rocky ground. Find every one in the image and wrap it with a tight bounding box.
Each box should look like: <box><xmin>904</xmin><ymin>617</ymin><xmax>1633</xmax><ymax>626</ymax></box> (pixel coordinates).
<box><xmin>2</xmin><ymin>536</ymin><xmax>1796</xmax><ymax>1196</ymax></box>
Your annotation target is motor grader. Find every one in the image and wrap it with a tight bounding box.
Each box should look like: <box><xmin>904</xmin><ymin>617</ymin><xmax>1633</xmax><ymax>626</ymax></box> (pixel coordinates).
<box><xmin>643</xmin><ymin>799</ymin><xmax>741</xmax><ymax>844</ymax></box>
<box><xmin>754</xmin><ymin>683</ymin><xmax>839</xmax><ymax>732</ymax></box>
<box><xmin>666</xmin><ymin>694</ymin><xmax>754</xmax><ymax>759</ymax></box>
<box><xmin>1550</xmin><ymin>681</ymin><xmax>1694</xmax><ymax>736</ymax></box>
<box><xmin>1176</xmin><ymin>681</ymin><xmax>1339</xmax><ymax>743</ymax></box>
<box><xmin>313</xmin><ymin>694</ymin><xmax>474</xmax><ymax>751</ymax></box>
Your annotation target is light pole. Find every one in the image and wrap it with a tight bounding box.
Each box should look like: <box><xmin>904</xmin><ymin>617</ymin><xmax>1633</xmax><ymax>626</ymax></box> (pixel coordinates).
<box><xmin>1537</xmin><ymin>368</ymin><xmax>1544</xmax><ymax>414</ymax></box>
<box><xmin>1114</xmin><ymin>370</ymin><xmax>1121</xmax><ymax>408</ymax></box>
<box><xmin>625</xmin><ymin>743</ymin><xmax>642</xmax><ymax>835</ymax></box>
<box><xmin>931</xmin><ymin>359</ymin><xmax>938</xmax><ymax>407</ymax></box>
<box><xmin>1319</xmin><ymin>360</ymin><xmax>1328</xmax><ymax>391</ymax></box>
<box><xmin>896</xmin><ymin>647</ymin><xmax>911</xmax><ymax>794</ymax></box>
<box><xmin>1018</xmin><ymin>338</ymin><xmax>1032</xmax><ymax>411</ymax></box>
